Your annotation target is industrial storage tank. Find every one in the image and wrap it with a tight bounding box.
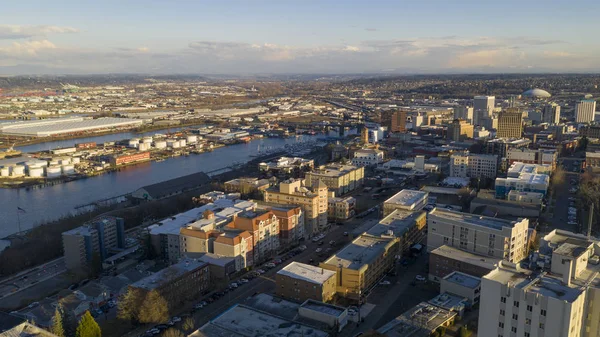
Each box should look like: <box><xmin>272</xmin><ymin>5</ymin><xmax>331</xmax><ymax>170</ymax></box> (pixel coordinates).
<box><xmin>128</xmin><ymin>138</ymin><xmax>140</xmax><ymax>148</ymax></box>
<box><xmin>167</xmin><ymin>139</ymin><xmax>181</xmax><ymax>148</ymax></box>
<box><xmin>72</xmin><ymin>157</ymin><xmax>81</xmax><ymax>164</ymax></box>
<box><xmin>46</xmin><ymin>166</ymin><xmax>62</xmax><ymax>178</ymax></box>
<box><xmin>25</xmin><ymin>160</ymin><xmax>47</xmax><ymax>169</ymax></box>
<box><xmin>186</xmin><ymin>135</ymin><xmax>198</xmax><ymax>144</ymax></box>
<box><xmin>142</xmin><ymin>137</ymin><xmax>153</xmax><ymax>144</ymax></box>
<box><xmin>11</xmin><ymin>165</ymin><xmax>25</xmax><ymax>176</ymax></box>
<box><xmin>49</xmin><ymin>160</ymin><xmax>60</xmax><ymax>166</ymax></box>
<box><xmin>29</xmin><ymin>167</ymin><xmax>44</xmax><ymax>177</ymax></box>
<box><xmin>154</xmin><ymin>141</ymin><xmax>167</xmax><ymax>149</ymax></box>
<box><xmin>61</xmin><ymin>164</ymin><xmax>75</xmax><ymax>175</ymax></box>
<box><xmin>58</xmin><ymin>158</ymin><xmax>71</xmax><ymax>165</ymax></box>
<box><xmin>179</xmin><ymin>139</ymin><xmax>187</xmax><ymax>147</ymax></box>
<box><xmin>0</xmin><ymin>167</ymin><xmax>10</xmax><ymax>176</ymax></box>
<box><xmin>138</xmin><ymin>142</ymin><xmax>150</xmax><ymax>151</ymax></box>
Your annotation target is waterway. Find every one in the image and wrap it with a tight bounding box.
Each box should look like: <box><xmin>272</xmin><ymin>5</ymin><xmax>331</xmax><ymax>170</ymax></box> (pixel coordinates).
<box><xmin>1</xmin><ymin>135</ymin><xmax>322</xmax><ymax>239</ymax></box>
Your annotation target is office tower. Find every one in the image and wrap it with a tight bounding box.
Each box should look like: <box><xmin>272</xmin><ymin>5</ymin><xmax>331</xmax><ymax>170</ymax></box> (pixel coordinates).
<box><xmin>575</xmin><ymin>99</ymin><xmax>597</xmax><ymax>123</ymax></box>
<box><xmin>542</xmin><ymin>102</ymin><xmax>561</xmax><ymax>124</ymax></box>
<box><xmin>474</xmin><ymin>96</ymin><xmax>495</xmax><ymax>126</ymax></box>
<box><xmin>390</xmin><ymin>111</ymin><xmax>407</xmax><ymax>132</ymax></box>
<box><xmin>447</xmin><ymin>119</ymin><xmax>474</xmax><ymax>141</ymax></box>
<box><xmin>454</xmin><ymin>106</ymin><xmax>474</xmax><ymax>123</ymax></box>
<box><xmin>497</xmin><ymin>110</ymin><xmax>523</xmax><ymax>139</ymax></box>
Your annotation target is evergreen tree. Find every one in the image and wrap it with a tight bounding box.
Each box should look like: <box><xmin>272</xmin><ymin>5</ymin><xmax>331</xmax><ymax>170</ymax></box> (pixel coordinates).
<box><xmin>75</xmin><ymin>311</ymin><xmax>101</xmax><ymax>337</ymax></box>
<box><xmin>138</xmin><ymin>290</ymin><xmax>169</xmax><ymax>324</ymax></box>
<box><xmin>50</xmin><ymin>305</ymin><xmax>66</xmax><ymax>337</ymax></box>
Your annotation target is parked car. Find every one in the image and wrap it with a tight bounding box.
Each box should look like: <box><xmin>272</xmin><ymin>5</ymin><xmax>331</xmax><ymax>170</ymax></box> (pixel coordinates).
<box><xmin>379</xmin><ymin>280</ymin><xmax>391</xmax><ymax>285</ymax></box>
<box><xmin>415</xmin><ymin>275</ymin><xmax>426</xmax><ymax>282</ymax></box>
<box><xmin>315</xmin><ymin>248</ymin><xmax>322</xmax><ymax>253</ymax></box>
<box><xmin>239</xmin><ymin>278</ymin><xmax>249</xmax><ymax>284</ymax></box>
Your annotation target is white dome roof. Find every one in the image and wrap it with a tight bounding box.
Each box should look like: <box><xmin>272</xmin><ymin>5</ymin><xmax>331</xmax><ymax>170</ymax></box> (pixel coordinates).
<box><xmin>522</xmin><ymin>88</ymin><xmax>551</xmax><ymax>98</ymax></box>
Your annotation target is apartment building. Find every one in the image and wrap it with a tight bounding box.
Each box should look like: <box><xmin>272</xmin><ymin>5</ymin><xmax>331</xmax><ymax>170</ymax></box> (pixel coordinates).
<box><xmin>367</xmin><ymin>209</ymin><xmax>427</xmax><ymax>254</ymax></box>
<box><xmin>497</xmin><ymin>110</ymin><xmax>523</xmax><ymax>139</ymax></box>
<box><xmin>507</xmin><ymin>148</ymin><xmax>558</xmax><ymax>170</ymax></box>
<box><xmin>264</xmin><ymin>179</ymin><xmax>328</xmax><ymax>235</ymax></box>
<box><xmin>390</xmin><ymin>110</ymin><xmax>407</xmax><ymax>132</ymax></box>
<box><xmin>495</xmin><ymin>173</ymin><xmax>549</xmax><ymax>199</ymax></box>
<box><xmin>575</xmin><ymin>99</ymin><xmax>597</xmax><ymax>123</ymax></box>
<box><xmin>486</xmin><ymin>138</ymin><xmax>531</xmax><ymax>159</ymax></box>
<box><xmin>454</xmin><ymin>106</ymin><xmax>474</xmax><ymax>123</ymax></box>
<box><xmin>429</xmin><ymin>245</ymin><xmax>501</xmax><ymax>282</ymax></box>
<box><xmin>382</xmin><ymin>189</ymin><xmax>428</xmax><ymax>216</ymax></box>
<box><xmin>129</xmin><ymin>259</ymin><xmax>210</xmax><ymax>310</ymax></box>
<box><xmin>542</xmin><ymin>102</ymin><xmax>561</xmax><ymax>124</ymax></box>
<box><xmin>62</xmin><ymin>216</ymin><xmax>125</xmax><ymax>270</ymax></box>
<box><xmin>269</xmin><ymin>206</ymin><xmax>304</xmax><ymax>246</ymax></box>
<box><xmin>427</xmin><ymin>208</ymin><xmax>529</xmax><ymax>263</ymax></box>
<box><xmin>351</xmin><ymin>148</ymin><xmax>384</xmax><ymax>166</ymax></box>
<box><xmin>275</xmin><ymin>262</ymin><xmax>337</xmax><ymax>303</ymax></box>
<box><xmin>223</xmin><ymin>177</ymin><xmax>270</xmax><ymax>194</ymax></box>
<box><xmin>213</xmin><ymin>231</ymin><xmax>254</xmax><ymax>271</ymax></box>
<box><xmin>447</xmin><ymin>119</ymin><xmax>474</xmax><ymax>141</ymax></box>
<box><xmin>304</xmin><ymin>164</ymin><xmax>364</xmax><ymax>196</ymax></box>
<box><xmin>478</xmin><ymin>229</ymin><xmax>600</xmax><ymax>337</ymax></box>
<box><xmin>449</xmin><ymin>152</ymin><xmax>498</xmax><ymax>180</ymax></box>
<box><xmin>225</xmin><ymin>210</ymin><xmax>280</xmax><ymax>264</ymax></box>
<box><xmin>179</xmin><ymin>228</ymin><xmax>221</xmax><ymax>257</ymax></box>
<box><xmin>327</xmin><ymin>196</ymin><xmax>356</xmax><ymax>221</ymax></box>
<box><xmin>320</xmin><ymin>234</ymin><xmax>397</xmax><ymax>302</ymax></box>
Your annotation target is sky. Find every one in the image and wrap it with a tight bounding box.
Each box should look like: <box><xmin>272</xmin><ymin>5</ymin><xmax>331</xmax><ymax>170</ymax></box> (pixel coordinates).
<box><xmin>0</xmin><ymin>0</ymin><xmax>599</xmax><ymax>75</ymax></box>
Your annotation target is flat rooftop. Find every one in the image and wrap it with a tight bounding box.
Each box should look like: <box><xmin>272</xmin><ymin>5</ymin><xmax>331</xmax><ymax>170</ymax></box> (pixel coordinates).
<box><xmin>367</xmin><ymin>210</ymin><xmax>424</xmax><ymax>237</ymax></box>
<box><xmin>443</xmin><ymin>271</ymin><xmax>481</xmax><ymax>289</ymax></box>
<box><xmin>131</xmin><ymin>259</ymin><xmax>206</xmax><ymax>290</ymax></box>
<box><xmin>385</xmin><ymin>190</ymin><xmax>428</xmax><ymax>207</ymax></box>
<box><xmin>429</xmin><ymin>207</ymin><xmax>525</xmax><ymax>231</ymax></box>
<box><xmin>323</xmin><ymin>234</ymin><xmax>394</xmax><ymax>270</ymax></box>
<box><xmin>429</xmin><ymin>292</ymin><xmax>468</xmax><ymax>310</ymax></box>
<box><xmin>400</xmin><ymin>302</ymin><xmax>457</xmax><ymax>332</ymax></box>
<box><xmin>484</xmin><ymin>263</ymin><xmax>584</xmax><ymax>303</ymax></box>
<box><xmin>277</xmin><ymin>262</ymin><xmax>336</xmax><ymax>285</ymax></box>
<box><xmin>193</xmin><ymin>304</ymin><xmax>329</xmax><ymax>337</ymax></box>
<box><xmin>309</xmin><ymin>164</ymin><xmax>360</xmax><ymax>177</ymax></box>
<box><xmin>430</xmin><ymin>245</ymin><xmax>501</xmax><ymax>271</ymax></box>
<box><xmin>300</xmin><ymin>300</ymin><xmax>346</xmax><ymax>318</ymax></box>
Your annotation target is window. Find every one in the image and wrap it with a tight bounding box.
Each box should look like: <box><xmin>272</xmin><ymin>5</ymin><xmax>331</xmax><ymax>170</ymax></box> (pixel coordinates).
<box><xmin>511</xmin><ymin>327</ymin><xmax>517</xmax><ymax>333</ymax></box>
<box><xmin>500</xmin><ymin>309</ymin><xmax>505</xmax><ymax>316</ymax></box>
<box><xmin>527</xmin><ymin>305</ymin><xmax>532</xmax><ymax>312</ymax></box>
<box><xmin>512</xmin><ymin>314</ymin><xmax>518</xmax><ymax>320</ymax></box>
<box><xmin>525</xmin><ymin>333</ymin><xmax>530</xmax><ymax>337</ymax></box>
<box><xmin>499</xmin><ymin>322</ymin><xmax>504</xmax><ymax>328</ymax></box>
<box><xmin>539</xmin><ymin>323</ymin><xmax>545</xmax><ymax>329</ymax></box>
<box><xmin>514</xmin><ymin>301</ymin><xmax>519</xmax><ymax>307</ymax></box>
<box><xmin>541</xmin><ymin>309</ymin><xmax>547</xmax><ymax>316</ymax></box>
<box><xmin>525</xmin><ymin>318</ymin><xmax>531</xmax><ymax>325</ymax></box>
<box><xmin>501</xmin><ymin>297</ymin><xmax>506</xmax><ymax>303</ymax></box>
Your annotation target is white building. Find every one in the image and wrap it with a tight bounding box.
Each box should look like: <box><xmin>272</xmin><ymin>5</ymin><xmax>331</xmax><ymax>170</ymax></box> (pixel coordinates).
<box><xmin>543</xmin><ymin>103</ymin><xmax>561</xmax><ymax>124</ymax></box>
<box><xmin>575</xmin><ymin>99</ymin><xmax>597</xmax><ymax>123</ymax></box>
<box><xmin>474</xmin><ymin>96</ymin><xmax>495</xmax><ymax>126</ymax></box>
<box><xmin>351</xmin><ymin>148</ymin><xmax>384</xmax><ymax>166</ymax></box>
<box><xmin>507</xmin><ymin>190</ymin><xmax>544</xmax><ymax>205</ymax></box>
<box><xmin>450</xmin><ymin>152</ymin><xmax>498</xmax><ymax>180</ymax></box>
<box><xmin>495</xmin><ymin>173</ymin><xmax>549</xmax><ymax>199</ymax></box>
<box><xmin>427</xmin><ymin>208</ymin><xmax>529</xmax><ymax>263</ymax></box>
<box><xmin>478</xmin><ymin>229</ymin><xmax>600</xmax><ymax>337</ymax></box>
<box><xmin>383</xmin><ymin>189</ymin><xmax>428</xmax><ymax>216</ymax></box>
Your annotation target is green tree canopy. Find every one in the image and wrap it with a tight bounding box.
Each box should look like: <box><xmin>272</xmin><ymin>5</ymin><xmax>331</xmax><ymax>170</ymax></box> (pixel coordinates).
<box><xmin>138</xmin><ymin>290</ymin><xmax>169</xmax><ymax>324</ymax></box>
<box><xmin>50</xmin><ymin>305</ymin><xmax>65</xmax><ymax>337</ymax></box>
<box><xmin>118</xmin><ymin>287</ymin><xmax>144</xmax><ymax>323</ymax></box>
<box><xmin>75</xmin><ymin>311</ymin><xmax>101</xmax><ymax>337</ymax></box>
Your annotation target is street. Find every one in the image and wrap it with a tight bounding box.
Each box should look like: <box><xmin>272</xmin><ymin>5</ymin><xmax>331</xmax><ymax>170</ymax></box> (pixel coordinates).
<box><xmin>0</xmin><ymin>257</ymin><xmax>66</xmax><ymax>301</ymax></box>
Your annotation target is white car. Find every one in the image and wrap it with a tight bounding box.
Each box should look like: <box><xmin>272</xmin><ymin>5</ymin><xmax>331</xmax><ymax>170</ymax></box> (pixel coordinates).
<box><xmin>315</xmin><ymin>248</ymin><xmax>322</xmax><ymax>253</ymax></box>
<box><xmin>229</xmin><ymin>283</ymin><xmax>238</xmax><ymax>288</ymax></box>
<box><xmin>265</xmin><ymin>263</ymin><xmax>276</xmax><ymax>268</ymax></box>
<box><xmin>257</xmin><ymin>269</ymin><xmax>265</xmax><ymax>274</ymax></box>
<box><xmin>299</xmin><ymin>245</ymin><xmax>307</xmax><ymax>251</ymax></box>
<box><xmin>239</xmin><ymin>278</ymin><xmax>249</xmax><ymax>284</ymax></box>
<box><xmin>415</xmin><ymin>275</ymin><xmax>426</xmax><ymax>282</ymax></box>
<box><xmin>379</xmin><ymin>280</ymin><xmax>391</xmax><ymax>285</ymax></box>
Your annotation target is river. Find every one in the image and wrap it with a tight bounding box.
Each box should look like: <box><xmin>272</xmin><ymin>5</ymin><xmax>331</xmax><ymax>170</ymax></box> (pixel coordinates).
<box><xmin>1</xmin><ymin>135</ymin><xmax>323</xmax><ymax>239</ymax></box>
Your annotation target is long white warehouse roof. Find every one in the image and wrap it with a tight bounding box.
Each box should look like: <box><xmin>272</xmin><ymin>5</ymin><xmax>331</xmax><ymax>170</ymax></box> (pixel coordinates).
<box><xmin>0</xmin><ymin>117</ymin><xmax>143</xmax><ymax>137</ymax></box>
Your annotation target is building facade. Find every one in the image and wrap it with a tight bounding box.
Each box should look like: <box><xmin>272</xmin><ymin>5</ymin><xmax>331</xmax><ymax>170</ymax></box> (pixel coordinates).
<box><xmin>454</xmin><ymin>106</ymin><xmax>474</xmax><ymax>123</ymax></box>
<box><xmin>427</xmin><ymin>208</ymin><xmax>529</xmax><ymax>263</ymax></box>
<box><xmin>390</xmin><ymin>110</ymin><xmax>407</xmax><ymax>132</ymax></box>
<box><xmin>449</xmin><ymin>152</ymin><xmax>498</xmax><ymax>180</ymax></box>
<box><xmin>429</xmin><ymin>245</ymin><xmax>501</xmax><ymax>282</ymax></box>
<box><xmin>225</xmin><ymin>210</ymin><xmax>280</xmax><ymax>264</ymax></box>
<box><xmin>447</xmin><ymin>119</ymin><xmax>474</xmax><ymax>141</ymax></box>
<box><xmin>327</xmin><ymin>196</ymin><xmax>356</xmax><ymax>221</ymax></box>
<box><xmin>351</xmin><ymin>148</ymin><xmax>384</xmax><ymax>166</ymax></box>
<box><xmin>275</xmin><ymin>262</ymin><xmax>337</xmax><ymax>303</ymax></box>
<box><xmin>304</xmin><ymin>164</ymin><xmax>364</xmax><ymax>196</ymax></box>
<box><xmin>542</xmin><ymin>102</ymin><xmax>561</xmax><ymax>124</ymax></box>
<box><xmin>575</xmin><ymin>99</ymin><xmax>597</xmax><ymax>123</ymax></box>
<box><xmin>270</xmin><ymin>206</ymin><xmax>305</xmax><ymax>246</ymax></box>
<box><xmin>497</xmin><ymin>110</ymin><xmax>523</xmax><ymax>139</ymax></box>
<box><xmin>474</xmin><ymin>96</ymin><xmax>495</xmax><ymax>126</ymax></box>
<box><xmin>382</xmin><ymin>190</ymin><xmax>428</xmax><ymax>216</ymax></box>
<box><xmin>213</xmin><ymin>231</ymin><xmax>254</xmax><ymax>271</ymax></box>
<box><xmin>507</xmin><ymin>148</ymin><xmax>558</xmax><ymax>170</ymax></box>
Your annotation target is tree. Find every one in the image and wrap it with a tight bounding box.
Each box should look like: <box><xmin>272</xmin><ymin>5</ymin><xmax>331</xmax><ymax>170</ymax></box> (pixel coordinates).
<box><xmin>182</xmin><ymin>317</ymin><xmax>195</xmax><ymax>333</ymax></box>
<box><xmin>118</xmin><ymin>288</ymin><xmax>144</xmax><ymax>323</ymax></box>
<box><xmin>75</xmin><ymin>311</ymin><xmax>101</xmax><ymax>337</ymax></box>
<box><xmin>138</xmin><ymin>290</ymin><xmax>169</xmax><ymax>324</ymax></box>
<box><xmin>50</xmin><ymin>305</ymin><xmax>66</xmax><ymax>337</ymax></box>
<box><xmin>162</xmin><ymin>328</ymin><xmax>184</xmax><ymax>337</ymax></box>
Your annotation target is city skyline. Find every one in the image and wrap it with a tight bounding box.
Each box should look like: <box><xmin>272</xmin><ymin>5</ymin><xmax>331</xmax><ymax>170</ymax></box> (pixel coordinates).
<box><xmin>1</xmin><ymin>0</ymin><xmax>599</xmax><ymax>74</ymax></box>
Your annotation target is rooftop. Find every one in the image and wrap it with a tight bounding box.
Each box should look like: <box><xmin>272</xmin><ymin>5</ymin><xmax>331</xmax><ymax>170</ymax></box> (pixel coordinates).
<box><xmin>380</xmin><ymin>302</ymin><xmax>457</xmax><ymax>334</ymax></box>
<box><xmin>323</xmin><ymin>234</ymin><xmax>394</xmax><ymax>270</ymax></box>
<box><xmin>300</xmin><ymin>300</ymin><xmax>346</xmax><ymax>318</ymax></box>
<box><xmin>367</xmin><ymin>210</ymin><xmax>425</xmax><ymax>238</ymax></box>
<box><xmin>308</xmin><ymin>164</ymin><xmax>361</xmax><ymax>177</ymax></box>
<box><xmin>192</xmin><ymin>304</ymin><xmax>328</xmax><ymax>337</ymax></box>
<box><xmin>385</xmin><ymin>190</ymin><xmax>428</xmax><ymax>208</ymax></box>
<box><xmin>429</xmin><ymin>207</ymin><xmax>526</xmax><ymax>231</ymax></box>
<box><xmin>442</xmin><ymin>271</ymin><xmax>481</xmax><ymax>289</ymax></box>
<box><xmin>430</xmin><ymin>245</ymin><xmax>501</xmax><ymax>271</ymax></box>
<box><xmin>428</xmin><ymin>292</ymin><xmax>469</xmax><ymax>311</ymax></box>
<box><xmin>277</xmin><ymin>262</ymin><xmax>336</xmax><ymax>285</ymax></box>
<box><xmin>0</xmin><ymin>322</ymin><xmax>59</xmax><ymax>337</ymax></box>
<box><xmin>131</xmin><ymin>259</ymin><xmax>207</xmax><ymax>290</ymax></box>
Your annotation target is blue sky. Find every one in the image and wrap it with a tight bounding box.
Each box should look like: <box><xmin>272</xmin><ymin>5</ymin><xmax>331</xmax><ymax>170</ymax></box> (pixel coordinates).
<box><xmin>0</xmin><ymin>0</ymin><xmax>598</xmax><ymax>74</ymax></box>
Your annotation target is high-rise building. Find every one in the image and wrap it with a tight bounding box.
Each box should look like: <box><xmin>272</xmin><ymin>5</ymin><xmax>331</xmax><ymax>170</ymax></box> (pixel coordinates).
<box><xmin>427</xmin><ymin>208</ymin><xmax>529</xmax><ymax>263</ymax></box>
<box><xmin>390</xmin><ymin>111</ymin><xmax>407</xmax><ymax>132</ymax></box>
<box><xmin>447</xmin><ymin>119</ymin><xmax>474</xmax><ymax>141</ymax></box>
<box><xmin>449</xmin><ymin>152</ymin><xmax>498</xmax><ymax>179</ymax></box>
<box><xmin>454</xmin><ymin>106</ymin><xmax>474</xmax><ymax>123</ymax></box>
<box><xmin>474</xmin><ymin>96</ymin><xmax>495</xmax><ymax>126</ymax></box>
<box><xmin>542</xmin><ymin>102</ymin><xmax>561</xmax><ymax>124</ymax></box>
<box><xmin>497</xmin><ymin>110</ymin><xmax>523</xmax><ymax>139</ymax></box>
<box><xmin>360</xmin><ymin>126</ymin><xmax>369</xmax><ymax>144</ymax></box>
<box><xmin>575</xmin><ymin>99</ymin><xmax>597</xmax><ymax>123</ymax></box>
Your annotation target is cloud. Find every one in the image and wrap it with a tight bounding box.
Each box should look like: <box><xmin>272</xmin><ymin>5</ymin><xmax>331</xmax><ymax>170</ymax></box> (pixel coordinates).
<box><xmin>0</xmin><ymin>25</ymin><xmax>78</xmax><ymax>40</ymax></box>
<box><xmin>137</xmin><ymin>47</ymin><xmax>149</xmax><ymax>53</ymax></box>
<box><xmin>365</xmin><ymin>28</ymin><xmax>377</xmax><ymax>32</ymax></box>
<box><xmin>0</xmin><ymin>40</ymin><xmax>57</xmax><ymax>57</ymax></box>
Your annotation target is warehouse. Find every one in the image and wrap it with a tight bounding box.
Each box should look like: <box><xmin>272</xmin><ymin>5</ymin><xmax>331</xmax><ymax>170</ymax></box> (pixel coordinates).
<box><xmin>0</xmin><ymin>117</ymin><xmax>143</xmax><ymax>137</ymax></box>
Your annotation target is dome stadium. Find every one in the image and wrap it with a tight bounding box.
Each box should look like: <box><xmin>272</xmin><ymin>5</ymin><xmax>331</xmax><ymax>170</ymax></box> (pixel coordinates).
<box><xmin>522</xmin><ymin>88</ymin><xmax>551</xmax><ymax>98</ymax></box>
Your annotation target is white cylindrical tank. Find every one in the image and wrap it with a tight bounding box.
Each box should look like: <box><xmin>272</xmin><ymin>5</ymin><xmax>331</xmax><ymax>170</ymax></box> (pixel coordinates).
<box><xmin>138</xmin><ymin>142</ymin><xmax>150</xmax><ymax>151</ymax></box>
<box><xmin>154</xmin><ymin>141</ymin><xmax>167</xmax><ymax>149</ymax></box>
<box><xmin>128</xmin><ymin>138</ymin><xmax>140</xmax><ymax>148</ymax></box>
<box><xmin>29</xmin><ymin>167</ymin><xmax>44</xmax><ymax>177</ymax></box>
<box><xmin>142</xmin><ymin>137</ymin><xmax>153</xmax><ymax>144</ymax></box>
<box><xmin>0</xmin><ymin>167</ymin><xmax>10</xmax><ymax>176</ymax></box>
<box><xmin>46</xmin><ymin>166</ymin><xmax>62</xmax><ymax>178</ymax></box>
<box><xmin>186</xmin><ymin>135</ymin><xmax>197</xmax><ymax>144</ymax></box>
<box><xmin>59</xmin><ymin>158</ymin><xmax>71</xmax><ymax>165</ymax></box>
<box><xmin>72</xmin><ymin>157</ymin><xmax>81</xmax><ymax>164</ymax></box>
<box><xmin>167</xmin><ymin>139</ymin><xmax>181</xmax><ymax>148</ymax></box>
<box><xmin>49</xmin><ymin>160</ymin><xmax>60</xmax><ymax>166</ymax></box>
<box><xmin>61</xmin><ymin>164</ymin><xmax>75</xmax><ymax>175</ymax></box>
<box><xmin>12</xmin><ymin>165</ymin><xmax>25</xmax><ymax>176</ymax></box>
<box><xmin>179</xmin><ymin>139</ymin><xmax>187</xmax><ymax>147</ymax></box>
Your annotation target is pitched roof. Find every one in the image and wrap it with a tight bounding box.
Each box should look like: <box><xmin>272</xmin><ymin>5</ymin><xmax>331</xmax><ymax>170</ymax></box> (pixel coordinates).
<box><xmin>136</xmin><ymin>171</ymin><xmax>211</xmax><ymax>199</ymax></box>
